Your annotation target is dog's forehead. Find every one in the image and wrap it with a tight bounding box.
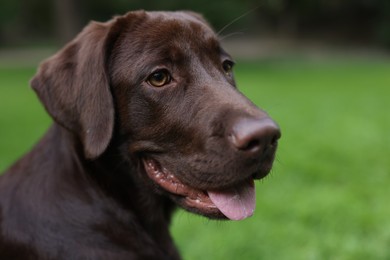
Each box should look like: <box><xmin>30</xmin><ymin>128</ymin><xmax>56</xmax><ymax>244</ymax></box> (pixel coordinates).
<box><xmin>142</xmin><ymin>11</ymin><xmax>218</xmax><ymax>46</ymax></box>
<box><xmin>148</xmin><ymin>11</ymin><xmax>214</xmax><ymax>34</ymax></box>
<box><xmin>110</xmin><ymin>11</ymin><xmax>225</xmax><ymax>80</ymax></box>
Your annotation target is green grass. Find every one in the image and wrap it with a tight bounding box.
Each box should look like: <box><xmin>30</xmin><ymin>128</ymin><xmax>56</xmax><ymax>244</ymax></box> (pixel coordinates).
<box><xmin>0</xmin><ymin>67</ymin><xmax>51</xmax><ymax>168</ymax></box>
<box><xmin>1</xmin><ymin>57</ymin><xmax>389</xmax><ymax>259</ymax></box>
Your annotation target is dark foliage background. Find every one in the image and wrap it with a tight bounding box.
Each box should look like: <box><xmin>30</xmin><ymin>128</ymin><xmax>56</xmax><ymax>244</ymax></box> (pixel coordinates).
<box><xmin>0</xmin><ymin>0</ymin><xmax>389</xmax><ymax>48</ymax></box>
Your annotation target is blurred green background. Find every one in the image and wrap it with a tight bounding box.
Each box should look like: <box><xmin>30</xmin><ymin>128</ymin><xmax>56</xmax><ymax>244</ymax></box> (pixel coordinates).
<box><xmin>0</xmin><ymin>1</ymin><xmax>389</xmax><ymax>259</ymax></box>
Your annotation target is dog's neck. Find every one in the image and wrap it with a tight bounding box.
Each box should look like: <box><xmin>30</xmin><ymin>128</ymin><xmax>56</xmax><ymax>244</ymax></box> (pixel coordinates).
<box><xmin>38</xmin><ymin>124</ymin><xmax>180</xmax><ymax>258</ymax></box>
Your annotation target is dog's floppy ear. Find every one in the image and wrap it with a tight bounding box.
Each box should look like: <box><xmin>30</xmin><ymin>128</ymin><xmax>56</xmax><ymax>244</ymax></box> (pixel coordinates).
<box><xmin>31</xmin><ymin>20</ymin><xmax>121</xmax><ymax>159</ymax></box>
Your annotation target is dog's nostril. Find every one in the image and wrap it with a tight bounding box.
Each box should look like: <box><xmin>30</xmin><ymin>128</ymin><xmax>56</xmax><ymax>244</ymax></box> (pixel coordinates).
<box><xmin>242</xmin><ymin>139</ymin><xmax>261</xmax><ymax>152</ymax></box>
<box><xmin>229</xmin><ymin>117</ymin><xmax>280</xmax><ymax>153</ymax></box>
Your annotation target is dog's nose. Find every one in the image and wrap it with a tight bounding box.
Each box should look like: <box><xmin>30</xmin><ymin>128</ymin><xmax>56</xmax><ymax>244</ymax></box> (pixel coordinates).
<box><xmin>229</xmin><ymin>117</ymin><xmax>281</xmax><ymax>154</ymax></box>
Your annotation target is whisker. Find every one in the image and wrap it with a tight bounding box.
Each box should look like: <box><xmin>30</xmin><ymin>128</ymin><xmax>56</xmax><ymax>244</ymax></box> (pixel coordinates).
<box><xmin>217</xmin><ymin>6</ymin><xmax>262</xmax><ymax>36</ymax></box>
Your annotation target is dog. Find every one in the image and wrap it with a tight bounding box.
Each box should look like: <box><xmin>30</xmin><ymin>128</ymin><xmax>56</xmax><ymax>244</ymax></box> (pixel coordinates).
<box><xmin>0</xmin><ymin>10</ymin><xmax>280</xmax><ymax>259</ymax></box>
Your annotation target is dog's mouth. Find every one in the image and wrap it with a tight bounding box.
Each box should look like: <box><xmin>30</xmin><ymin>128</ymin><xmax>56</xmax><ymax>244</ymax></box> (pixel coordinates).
<box><xmin>142</xmin><ymin>158</ymin><xmax>256</xmax><ymax>220</ymax></box>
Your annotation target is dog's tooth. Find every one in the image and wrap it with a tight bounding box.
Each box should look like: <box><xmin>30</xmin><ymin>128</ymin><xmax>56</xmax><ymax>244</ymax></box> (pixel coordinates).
<box><xmin>147</xmin><ymin>160</ymin><xmax>154</xmax><ymax>168</ymax></box>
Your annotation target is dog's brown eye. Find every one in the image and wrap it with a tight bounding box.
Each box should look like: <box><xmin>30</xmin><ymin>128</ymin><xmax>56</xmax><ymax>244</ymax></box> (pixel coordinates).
<box><xmin>222</xmin><ymin>60</ymin><xmax>234</xmax><ymax>75</ymax></box>
<box><xmin>147</xmin><ymin>69</ymin><xmax>171</xmax><ymax>87</ymax></box>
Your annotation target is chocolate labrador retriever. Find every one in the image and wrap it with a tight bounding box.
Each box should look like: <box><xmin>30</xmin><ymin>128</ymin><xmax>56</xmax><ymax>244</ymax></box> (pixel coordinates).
<box><xmin>0</xmin><ymin>10</ymin><xmax>280</xmax><ymax>259</ymax></box>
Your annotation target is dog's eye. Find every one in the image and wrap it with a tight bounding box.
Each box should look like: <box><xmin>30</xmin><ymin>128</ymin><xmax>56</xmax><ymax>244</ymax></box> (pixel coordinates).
<box><xmin>147</xmin><ymin>69</ymin><xmax>172</xmax><ymax>87</ymax></box>
<box><xmin>222</xmin><ymin>60</ymin><xmax>234</xmax><ymax>75</ymax></box>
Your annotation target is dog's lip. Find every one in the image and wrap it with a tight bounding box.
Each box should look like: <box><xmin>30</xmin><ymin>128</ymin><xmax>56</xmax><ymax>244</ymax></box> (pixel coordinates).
<box><xmin>142</xmin><ymin>157</ymin><xmax>260</xmax><ymax>220</ymax></box>
<box><xmin>142</xmin><ymin>158</ymin><xmax>218</xmax><ymax>212</ymax></box>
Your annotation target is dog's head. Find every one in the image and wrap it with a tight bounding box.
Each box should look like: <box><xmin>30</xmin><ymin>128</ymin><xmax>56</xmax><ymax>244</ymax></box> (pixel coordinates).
<box><xmin>31</xmin><ymin>11</ymin><xmax>281</xmax><ymax>220</ymax></box>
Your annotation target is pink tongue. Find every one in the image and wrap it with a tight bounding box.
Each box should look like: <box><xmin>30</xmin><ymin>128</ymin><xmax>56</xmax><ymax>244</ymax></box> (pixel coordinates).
<box><xmin>207</xmin><ymin>180</ymin><xmax>256</xmax><ymax>221</ymax></box>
